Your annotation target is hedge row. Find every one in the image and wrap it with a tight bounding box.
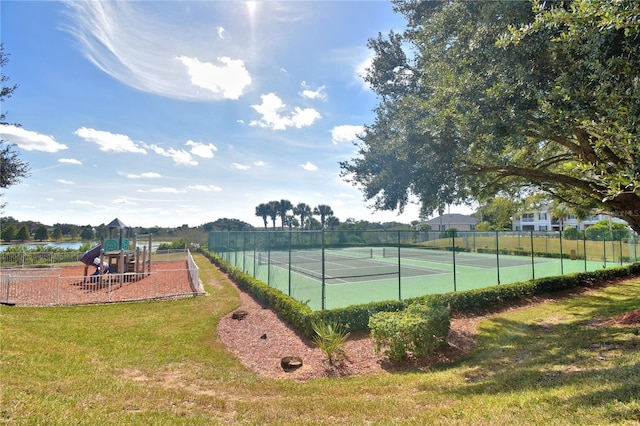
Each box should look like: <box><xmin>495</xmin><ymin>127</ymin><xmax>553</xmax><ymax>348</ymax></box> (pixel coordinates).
<box><xmin>199</xmin><ymin>248</ymin><xmax>640</xmax><ymax>337</ymax></box>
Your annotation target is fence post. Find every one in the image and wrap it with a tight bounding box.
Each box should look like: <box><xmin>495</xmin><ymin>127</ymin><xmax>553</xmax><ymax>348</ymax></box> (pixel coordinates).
<box><xmin>267</xmin><ymin>231</ymin><xmax>271</xmax><ymax>287</ymax></box>
<box><xmin>530</xmin><ymin>230</ymin><xmax>535</xmax><ymax>280</ymax></box>
<box><xmin>495</xmin><ymin>231</ymin><xmax>500</xmax><ymax>285</ymax></box>
<box><xmin>397</xmin><ymin>230</ymin><xmax>401</xmax><ymax>300</ymax></box>
<box><xmin>321</xmin><ymin>229</ymin><xmax>326</xmax><ymax>310</ymax></box>
<box><xmin>603</xmin><ymin>231</ymin><xmax>607</xmax><ymax>268</ymax></box>
<box><xmin>288</xmin><ymin>231</ymin><xmax>292</xmax><ymax>297</ymax></box>
<box><xmin>5</xmin><ymin>275</ymin><xmax>11</xmax><ymax>304</ymax></box>
<box><xmin>559</xmin><ymin>230</ymin><xmax>564</xmax><ymax>275</ymax></box>
<box><xmin>452</xmin><ymin>233</ymin><xmax>457</xmax><ymax>292</ymax></box>
<box><xmin>583</xmin><ymin>232</ymin><xmax>587</xmax><ymax>272</ymax></box>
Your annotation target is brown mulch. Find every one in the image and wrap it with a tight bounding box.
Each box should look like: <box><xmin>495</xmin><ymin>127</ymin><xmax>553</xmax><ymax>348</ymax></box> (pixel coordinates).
<box><xmin>217</xmin><ymin>274</ymin><xmax>640</xmax><ymax>381</ymax></box>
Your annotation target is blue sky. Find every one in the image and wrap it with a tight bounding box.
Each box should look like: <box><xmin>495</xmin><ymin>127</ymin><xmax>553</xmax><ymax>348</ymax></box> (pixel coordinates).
<box><xmin>1</xmin><ymin>1</ymin><xmax>471</xmax><ymax>228</ymax></box>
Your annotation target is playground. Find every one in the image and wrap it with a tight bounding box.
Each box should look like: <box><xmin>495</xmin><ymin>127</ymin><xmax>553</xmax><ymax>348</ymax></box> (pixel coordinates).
<box><xmin>0</xmin><ymin>218</ymin><xmax>203</xmax><ymax>306</ymax></box>
<box><xmin>0</xmin><ymin>260</ymin><xmax>197</xmax><ymax>306</ymax></box>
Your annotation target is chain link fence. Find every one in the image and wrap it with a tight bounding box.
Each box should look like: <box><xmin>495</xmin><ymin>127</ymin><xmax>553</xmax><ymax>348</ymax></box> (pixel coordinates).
<box><xmin>0</xmin><ymin>250</ymin><xmax>202</xmax><ymax>306</ymax></box>
<box><xmin>209</xmin><ymin>229</ymin><xmax>639</xmax><ymax>310</ymax></box>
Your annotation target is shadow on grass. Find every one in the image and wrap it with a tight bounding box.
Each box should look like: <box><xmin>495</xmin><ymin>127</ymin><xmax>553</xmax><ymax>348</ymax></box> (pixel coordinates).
<box><xmin>442</xmin><ymin>284</ymin><xmax>640</xmax><ymax>421</ymax></box>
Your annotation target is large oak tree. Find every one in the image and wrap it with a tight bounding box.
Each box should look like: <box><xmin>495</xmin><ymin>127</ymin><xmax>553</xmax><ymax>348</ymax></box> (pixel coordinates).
<box><xmin>340</xmin><ymin>0</ymin><xmax>640</xmax><ymax>233</ymax></box>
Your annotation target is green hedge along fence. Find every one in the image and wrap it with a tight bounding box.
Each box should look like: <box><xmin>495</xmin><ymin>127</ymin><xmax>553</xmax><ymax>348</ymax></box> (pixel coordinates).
<box><xmin>199</xmin><ymin>248</ymin><xmax>640</xmax><ymax>339</ymax></box>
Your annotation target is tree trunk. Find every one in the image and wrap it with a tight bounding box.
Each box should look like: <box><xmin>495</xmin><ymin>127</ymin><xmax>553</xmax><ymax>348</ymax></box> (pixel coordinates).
<box><xmin>605</xmin><ymin>193</ymin><xmax>640</xmax><ymax>235</ymax></box>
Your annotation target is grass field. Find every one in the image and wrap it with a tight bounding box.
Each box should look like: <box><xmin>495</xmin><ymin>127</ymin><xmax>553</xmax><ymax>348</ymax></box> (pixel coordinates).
<box><xmin>1</xmin><ymin>253</ymin><xmax>639</xmax><ymax>425</ymax></box>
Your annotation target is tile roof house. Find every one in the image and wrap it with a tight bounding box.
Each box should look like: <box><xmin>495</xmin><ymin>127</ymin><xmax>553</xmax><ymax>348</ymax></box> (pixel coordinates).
<box><xmin>423</xmin><ymin>213</ymin><xmax>479</xmax><ymax>231</ymax></box>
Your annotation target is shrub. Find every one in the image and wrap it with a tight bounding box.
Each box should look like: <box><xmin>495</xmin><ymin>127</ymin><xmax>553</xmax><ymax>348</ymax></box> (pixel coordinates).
<box><xmin>369</xmin><ymin>300</ymin><xmax>450</xmax><ymax>361</ymax></box>
<box><xmin>563</xmin><ymin>226</ymin><xmax>578</xmax><ymax>240</ymax></box>
<box><xmin>311</xmin><ymin>319</ymin><xmax>350</xmax><ymax>365</ymax></box>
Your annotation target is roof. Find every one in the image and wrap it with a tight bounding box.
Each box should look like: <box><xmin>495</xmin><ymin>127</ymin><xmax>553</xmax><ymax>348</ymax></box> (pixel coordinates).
<box><xmin>106</xmin><ymin>218</ymin><xmax>127</xmax><ymax>229</ymax></box>
<box><xmin>424</xmin><ymin>213</ymin><xmax>479</xmax><ymax>225</ymax></box>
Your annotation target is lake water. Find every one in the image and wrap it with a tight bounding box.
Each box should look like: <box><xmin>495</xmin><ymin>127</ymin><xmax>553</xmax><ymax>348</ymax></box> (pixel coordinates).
<box><xmin>0</xmin><ymin>242</ymin><xmax>88</xmax><ymax>252</ymax></box>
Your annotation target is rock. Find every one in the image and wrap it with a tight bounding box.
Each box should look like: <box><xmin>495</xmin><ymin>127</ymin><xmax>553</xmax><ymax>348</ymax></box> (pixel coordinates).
<box><xmin>232</xmin><ymin>310</ymin><xmax>248</xmax><ymax>320</ymax></box>
<box><xmin>280</xmin><ymin>356</ymin><xmax>303</xmax><ymax>371</ymax></box>
<box><xmin>260</xmin><ymin>333</ymin><xmax>267</xmax><ymax>339</ymax></box>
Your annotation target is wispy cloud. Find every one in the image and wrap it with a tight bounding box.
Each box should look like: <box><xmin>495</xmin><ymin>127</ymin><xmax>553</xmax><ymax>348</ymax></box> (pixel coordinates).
<box><xmin>0</xmin><ymin>124</ymin><xmax>68</xmax><ymax>152</ymax></box>
<box><xmin>126</xmin><ymin>172</ymin><xmax>161</xmax><ymax>179</ymax></box>
<box><xmin>56</xmin><ymin>179</ymin><xmax>74</xmax><ymax>185</ymax></box>
<box><xmin>300</xmin><ymin>81</ymin><xmax>327</xmax><ymax>100</ymax></box>
<box><xmin>145</xmin><ymin>144</ymin><xmax>197</xmax><ymax>166</ymax></box>
<box><xmin>75</xmin><ymin>127</ymin><xmax>147</xmax><ymax>154</ymax></box>
<box><xmin>58</xmin><ymin>158</ymin><xmax>82</xmax><ymax>165</ymax></box>
<box><xmin>64</xmin><ymin>1</ymin><xmax>252</xmax><ymax>101</ymax></box>
<box><xmin>232</xmin><ymin>163</ymin><xmax>250</xmax><ymax>170</ymax></box>
<box><xmin>188</xmin><ymin>184</ymin><xmax>222</xmax><ymax>192</ymax></box>
<box><xmin>138</xmin><ymin>187</ymin><xmax>185</xmax><ymax>193</ymax></box>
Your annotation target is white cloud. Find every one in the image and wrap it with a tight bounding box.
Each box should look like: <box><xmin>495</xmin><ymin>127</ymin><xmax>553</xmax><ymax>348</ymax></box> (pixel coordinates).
<box><xmin>126</xmin><ymin>172</ymin><xmax>161</xmax><ymax>179</ymax></box>
<box><xmin>59</xmin><ymin>158</ymin><xmax>82</xmax><ymax>165</ymax></box>
<box><xmin>138</xmin><ymin>187</ymin><xmax>184</xmax><ymax>193</ymax></box>
<box><xmin>0</xmin><ymin>124</ymin><xmax>68</xmax><ymax>153</ymax></box>
<box><xmin>232</xmin><ymin>163</ymin><xmax>250</xmax><ymax>170</ymax></box>
<box><xmin>56</xmin><ymin>179</ymin><xmax>74</xmax><ymax>185</ymax></box>
<box><xmin>176</xmin><ymin>56</ymin><xmax>251</xmax><ymax>100</ymax></box>
<box><xmin>186</xmin><ymin>140</ymin><xmax>217</xmax><ymax>158</ymax></box>
<box><xmin>254</xmin><ymin>160</ymin><xmax>266</xmax><ymax>167</ymax></box>
<box><xmin>70</xmin><ymin>200</ymin><xmax>93</xmax><ymax>206</ymax></box>
<box><xmin>300</xmin><ymin>161</ymin><xmax>318</xmax><ymax>171</ymax></box>
<box><xmin>249</xmin><ymin>93</ymin><xmax>321</xmax><ymax>130</ymax></box>
<box><xmin>331</xmin><ymin>125</ymin><xmax>364</xmax><ymax>144</ymax></box>
<box><xmin>146</xmin><ymin>144</ymin><xmax>197</xmax><ymax>166</ymax></box>
<box><xmin>188</xmin><ymin>184</ymin><xmax>222</xmax><ymax>192</ymax></box>
<box><xmin>64</xmin><ymin>1</ymin><xmax>253</xmax><ymax>101</ymax></box>
<box><xmin>112</xmin><ymin>197</ymin><xmax>136</xmax><ymax>205</ymax></box>
<box><xmin>355</xmin><ymin>55</ymin><xmax>373</xmax><ymax>90</ymax></box>
<box><xmin>75</xmin><ymin>127</ymin><xmax>147</xmax><ymax>154</ymax></box>
<box><xmin>300</xmin><ymin>81</ymin><xmax>327</xmax><ymax>100</ymax></box>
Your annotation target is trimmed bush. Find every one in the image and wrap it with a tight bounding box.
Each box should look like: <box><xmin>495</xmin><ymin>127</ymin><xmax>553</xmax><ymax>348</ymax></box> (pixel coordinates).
<box><xmin>369</xmin><ymin>300</ymin><xmax>450</xmax><ymax>361</ymax></box>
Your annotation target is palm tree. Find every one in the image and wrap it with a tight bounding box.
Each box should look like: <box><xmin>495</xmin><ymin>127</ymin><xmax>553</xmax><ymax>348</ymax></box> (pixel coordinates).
<box><xmin>255</xmin><ymin>203</ymin><xmax>270</xmax><ymax>230</ymax></box>
<box><xmin>268</xmin><ymin>200</ymin><xmax>280</xmax><ymax>229</ymax></box>
<box><xmin>326</xmin><ymin>216</ymin><xmax>340</xmax><ymax>230</ymax></box>
<box><xmin>279</xmin><ymin>199</ymin><xmax>293</xmax><ymax>230</ymax></box>
<box><xmin>293</xmin><ymin>202</ymin><xmax>312</xmax><ymax>230</ymax></box>
<box><xmin>284</xmin><ymin>215</ymin><xmax>299</xmax><ymax>230</ymax></box>
<box><xmin>313</xmin><ymin>204</ymin><xmax>334</xmax><ymax>229</ymax></box>
<box><xmin>551</xmin><ymin>203</ymin><xmax>570</xmax><ymax>232</ymax></box>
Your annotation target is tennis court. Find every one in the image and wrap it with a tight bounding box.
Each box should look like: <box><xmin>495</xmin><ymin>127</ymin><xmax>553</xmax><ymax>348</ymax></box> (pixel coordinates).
<box><xmin>210</xmin><ymin>229</ymin><xmax>638</xmax><ymax>310</ymax></box>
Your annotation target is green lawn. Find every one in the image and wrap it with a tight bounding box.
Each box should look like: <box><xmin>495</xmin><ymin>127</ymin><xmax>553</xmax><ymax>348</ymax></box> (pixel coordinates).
<box><xmin>1</xmin><ymin>253</ymin><xmax>638</xmax><ymax>425</ymax></box>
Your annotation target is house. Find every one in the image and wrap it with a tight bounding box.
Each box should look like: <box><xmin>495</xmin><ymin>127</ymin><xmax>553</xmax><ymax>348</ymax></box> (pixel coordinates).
<box><xmin>423</xmin><ymin>213</ymin><xmax>479</xmax><ymax>232</ymax></box>
<box><xmin>512</xmin><ymin>206</ymin><xmax>627</xmax><ymax>231</ymax></box>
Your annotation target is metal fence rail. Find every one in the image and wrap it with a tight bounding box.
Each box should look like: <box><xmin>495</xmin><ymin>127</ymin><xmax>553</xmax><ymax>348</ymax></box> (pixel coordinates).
<box><xmin>0</xmin><ymin>251</ymin><xmax>85</xmax><ymax>268</ymax></box>
<box><xmin>209</xmin><ymin>229</ymin><xmax>639</xmax><ymax>310</ymax></box>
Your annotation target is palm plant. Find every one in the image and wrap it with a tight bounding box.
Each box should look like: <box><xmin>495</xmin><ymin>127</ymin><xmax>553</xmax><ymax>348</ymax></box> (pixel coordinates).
<box><xmin>279</xmin><ymin>199</ymin><xmax>293</xmax><ymax>230</ymax></box>
<box><xmin>293</xmin><ymin>202</ymin><xmax>312</xmax><ymax>230</ymax></box>
<box><xmin>311</xmin><ymin>319</ymin><xmax>350</xmax><ymax>366</ymax></box>
<box><xmin>255</xmin><ymin>203</ymin><xmax>270</xmax><ymax>229</ymax></box>
<box><xmin>313</xmin><ymin>204</ymin><xmax>334</xmax><ymax>229</ymax></box>
<box><xmin>267</xmin><ymin>200</ymin><xmax>280</xmax><ymax>229</ymax></box>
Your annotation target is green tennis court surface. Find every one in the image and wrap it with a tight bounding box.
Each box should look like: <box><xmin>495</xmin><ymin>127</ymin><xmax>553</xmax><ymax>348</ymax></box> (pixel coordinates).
<box><xmin>229</xmin><ymin>247</ymin><xmax>620</xmax><ymax>310</ymax></box>
<box><xmin>211</xmin><ymin>229</ymin><xmax>638</xmax><ymax>310</ymax></box>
